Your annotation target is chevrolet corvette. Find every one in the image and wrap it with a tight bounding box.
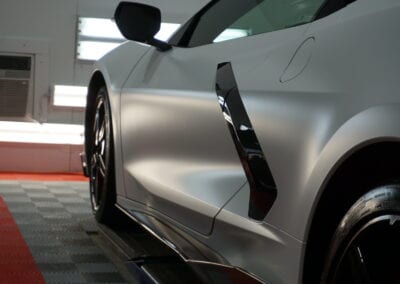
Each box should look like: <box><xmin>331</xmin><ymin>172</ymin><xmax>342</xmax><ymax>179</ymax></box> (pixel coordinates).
<box><xmin>82</xmin><ymin>0</ymin><xmax>400</xmax><ymax>283</ymax></box>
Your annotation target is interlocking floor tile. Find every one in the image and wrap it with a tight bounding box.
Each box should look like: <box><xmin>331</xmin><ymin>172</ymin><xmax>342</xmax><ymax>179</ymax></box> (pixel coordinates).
<box><xmin>37</xmin><ymin>262</ymin><xmax>77</xmax><ymax>273</ymax></box>
<box><xmin>71</xmin><ymin>254</ymin><xmax>111</xmax><ymax>263</ymax></box>
<box><xmin>27</xmin><ymin>192</ymin><xmax>56</xmax><ymax>198</ymax></box>
<box><xmin>3</xmin><ymin>198</ymin><xmax>33</xmax><ymax>205</ymax></box>
<box><xmin>76</xmin><ymin>263</ymin><xmax>118</xmax><ymax>273</ymax></box>
<box><xmin>42</xmin><ymin>272</ymin><xmax>86</xmax><ymax>283</ymax></box>
<box><xmin>82</xmin><ymin>272</ymin><xmax>126</xmax><ymax>283</ymax></box>
<box><xmin>0</xmin><ymin>187</ymin><xmax>24</xmax><ymax>193</ymax></box>
<box><xmin>0</xmin><ymin>180</ymin><xmax>129</xmax><ymax>283</ymax></box>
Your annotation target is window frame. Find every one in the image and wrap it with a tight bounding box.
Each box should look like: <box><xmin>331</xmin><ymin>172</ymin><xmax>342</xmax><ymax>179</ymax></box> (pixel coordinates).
<box><xmin>169</xmin><ymin>0</ymin><xmax>354</xmax><ymax>48</ymax></box>
<box><xmin>168</xmin><ymin>0</ymin><xmax>218</xmax><ymax>47</ymax></box>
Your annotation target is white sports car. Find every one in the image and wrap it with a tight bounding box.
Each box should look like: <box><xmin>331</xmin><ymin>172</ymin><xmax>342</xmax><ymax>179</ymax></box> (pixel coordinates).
<box><xmin>82</xmin><ymin>0</ymin><xmax>400</xmax><ymax>283</ymax></box>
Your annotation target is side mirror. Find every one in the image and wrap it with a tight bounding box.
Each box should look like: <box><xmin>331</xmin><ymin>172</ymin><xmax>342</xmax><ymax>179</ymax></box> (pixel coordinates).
<box><xmin>114</xmin><ymin>2</ymin><xmax>172</xmax><ymax>51</ymax></box>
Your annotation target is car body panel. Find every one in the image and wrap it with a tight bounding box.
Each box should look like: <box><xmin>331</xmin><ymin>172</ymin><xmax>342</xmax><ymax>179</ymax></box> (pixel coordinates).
<box><xmin>120</xmin><ymin>24</ymin><xmax>309</xmax><ymax>235</ymax></box>
<box><xmin>260</xmin><ymin>0</ymin><xmax>400</xmax><ymax>240</ymax></box>
<box><xmin>214</xmin><ymin>186</ymin><xmax>304</xmax><ymax>284</ymax></box>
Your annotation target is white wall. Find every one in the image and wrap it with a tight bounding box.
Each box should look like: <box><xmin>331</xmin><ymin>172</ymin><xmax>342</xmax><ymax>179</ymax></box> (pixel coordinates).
<box><xmin>0</xmin><ymin>0</ymin><xmax>207</xmax><ymax>124</ymax></box>
<box><xmin>0</xmin><ymin>142</ymin><xmax>83</xmax><ymax>172</ymax></box>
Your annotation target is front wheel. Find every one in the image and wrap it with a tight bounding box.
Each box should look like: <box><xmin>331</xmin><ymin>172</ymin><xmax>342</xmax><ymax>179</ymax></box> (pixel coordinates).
<box><xmin>321</xmin><ymin>185</ymin><xmax>400</xmax><ymax>284</ymax></box>
<box><xmin>88</xmin><ymin>86</ymin><xmax>117</xmax><ymax>224</ymax></box>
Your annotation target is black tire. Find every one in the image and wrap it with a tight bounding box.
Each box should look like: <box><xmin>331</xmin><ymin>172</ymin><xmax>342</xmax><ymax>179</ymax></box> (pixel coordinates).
<box><xmin>321</xmin><ymin>185</ymin><xmax>400</xmax><ymax>284</ymax></box>
<box><xmin>88</xmin><ymin>87</ymin><xmax>117</xmax><ymax>224</ymax></box>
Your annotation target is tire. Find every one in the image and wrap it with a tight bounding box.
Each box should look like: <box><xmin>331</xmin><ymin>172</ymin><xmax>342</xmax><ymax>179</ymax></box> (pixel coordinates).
<box><xmin>88</xmin><ymin>86</ymin><xmax>117</xmax><ymax>224</ymax></box>
<box><xmin>321</xmin><ymin>185</ymin><xmax>400</xmax><ymax>284</ymax></box>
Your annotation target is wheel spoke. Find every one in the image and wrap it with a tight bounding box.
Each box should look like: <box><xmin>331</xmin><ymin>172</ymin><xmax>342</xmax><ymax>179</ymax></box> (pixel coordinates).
<box><xmin>90</xmin><ymin>156</ymin><xmax>98</xmax><ymax>205</ymax></box>
<box><xmin>98</xmin><ymin>119</ymin><xmax>106</xmax><ymax>144</ymax></box>
<box><xmin>348</xmin><ymin>246</ymin><xmax>373</xmax><ymax>284</ymax></box>
<box><xmin>93</xmin><ymin>168</ymin><xmax>99</xmax><ymax>201</ymax></box>
<box><xmin>100</xmin><ymin>140</ymin><xmax>106</xmax><ymax>156</ymax></box>
<box><xmin>93</xmin><ymin>98</ymin><xmax>104</xmax><ymax>148</ymax></box>
<box><xmin>93</xmin><ymin>112</ymin><xmax>100</xmax><ymax>147</ymax></box>
<box><xmin>97</xmin><ymin>154</ymin><xmax>107</xmax><ymax>178</ymax></box>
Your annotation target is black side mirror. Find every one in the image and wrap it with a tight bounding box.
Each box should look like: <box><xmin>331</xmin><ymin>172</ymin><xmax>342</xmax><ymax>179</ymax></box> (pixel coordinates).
<box><xmin>114</xmin><ymin>2</ymin><xmax>171</xmax><ymax>52</ymax></box>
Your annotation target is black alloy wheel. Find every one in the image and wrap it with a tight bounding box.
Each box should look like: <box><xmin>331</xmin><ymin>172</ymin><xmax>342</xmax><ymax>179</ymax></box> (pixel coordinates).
<box><xmin>89</xmin><ymin>87</ymin><xmax>116</xmax><ymax>223</ymax></box>
<box><xmin>321</xmin><ymin>185</ymin><xmax>400</xmax><ymax>284</ymax></box>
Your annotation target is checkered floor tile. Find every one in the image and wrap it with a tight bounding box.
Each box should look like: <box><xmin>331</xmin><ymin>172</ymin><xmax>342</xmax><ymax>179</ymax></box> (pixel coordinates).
<box><xmin>0</xmin><ymin>180</ymin><xmax>129</xmax><ymax>283</ymax></box>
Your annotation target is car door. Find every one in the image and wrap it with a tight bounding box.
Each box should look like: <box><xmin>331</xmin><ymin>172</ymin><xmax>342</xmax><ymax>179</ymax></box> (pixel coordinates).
<box><xmin>120</xmin><ymin>0</ymin><xmax>325</xmax><ymax>235</ymax></box>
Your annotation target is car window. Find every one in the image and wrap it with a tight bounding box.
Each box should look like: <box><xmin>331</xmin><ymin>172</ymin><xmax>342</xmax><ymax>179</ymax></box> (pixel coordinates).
<box><xmin>170</xmin><ymin>0</ymin><xmax>325</xmax><ymax>48</ymax></box>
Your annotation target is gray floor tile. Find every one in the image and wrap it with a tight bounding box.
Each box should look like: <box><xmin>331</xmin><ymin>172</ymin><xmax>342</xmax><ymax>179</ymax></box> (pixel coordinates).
<box><xmin>0</xmin><ymin>179</ymin><xmax>130</xmax><ymax>283</ymax></box>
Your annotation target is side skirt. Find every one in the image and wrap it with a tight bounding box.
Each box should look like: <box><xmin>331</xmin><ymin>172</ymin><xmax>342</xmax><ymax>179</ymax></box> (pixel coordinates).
<box><xmin>115</xmin><ymin>202</ymin><xmax>265</xmax><ymax>283</ymax></box>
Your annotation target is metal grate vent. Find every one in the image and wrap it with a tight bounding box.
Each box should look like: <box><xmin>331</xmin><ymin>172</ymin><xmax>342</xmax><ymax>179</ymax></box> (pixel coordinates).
<box><xmin>0</xmin><ymin>56</ymin><xmax>31</xmax><ymax>71</ymax></box>
<box><xmin>0</xmin><ymin>55</ymin><xmax>32</xmax><ymax>118</ymax></box>
<box><xmin>0</xmin><ymin>79</ymin><xmax>29</xmax><ymax>116</ymax></box>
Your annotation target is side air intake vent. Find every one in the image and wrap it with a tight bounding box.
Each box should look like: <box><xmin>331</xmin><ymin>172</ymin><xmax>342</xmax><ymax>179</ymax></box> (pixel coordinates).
<box><xmin>0</xmin><ymin>55</ymin><xmax>32</xmax><ymax>118</ymax></box>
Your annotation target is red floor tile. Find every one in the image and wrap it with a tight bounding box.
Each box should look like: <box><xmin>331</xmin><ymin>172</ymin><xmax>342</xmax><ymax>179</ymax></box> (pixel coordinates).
<box><xmin>0</xmin><ymin>197</ymin><xmax>45</xmax><ymax>283</ymax></box>
<box><xmin>0</xmin><ymin>172</ymin><xmax>88</xmax><ymax>181</ymax></box>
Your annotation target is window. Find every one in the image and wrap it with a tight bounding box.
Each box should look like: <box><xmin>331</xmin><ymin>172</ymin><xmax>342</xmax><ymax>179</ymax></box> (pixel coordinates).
<box><xmin>170</xmin><ymin>0</ymin><xmax>325</xmax><ymax>48</ymax></box>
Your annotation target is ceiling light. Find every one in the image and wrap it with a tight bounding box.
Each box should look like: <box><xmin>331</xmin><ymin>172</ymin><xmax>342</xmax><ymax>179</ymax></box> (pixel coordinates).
<box><xmin>79</xmin><ymin>18</ymin><xmax>124</xmax><ymax>40</ymax></box>
<box><xmin>76</xmin><ymin>17</ymin><xmax>181</xmax><ymax>61</ymax></box>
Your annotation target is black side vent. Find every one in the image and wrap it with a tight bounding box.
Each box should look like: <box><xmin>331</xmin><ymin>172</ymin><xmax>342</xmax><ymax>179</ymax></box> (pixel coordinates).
<box><xmin>215</xmin><ymin>62</ymin><xmax>277</xmax><ymax>220</ymax></box>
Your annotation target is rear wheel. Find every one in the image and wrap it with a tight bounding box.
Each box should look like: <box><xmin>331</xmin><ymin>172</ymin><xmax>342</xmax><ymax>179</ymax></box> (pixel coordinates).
<box><xmin>321</xmin><ymin>185</ymin><xmax>400</xmax><ymax>284</ymax></box>
<box><xmin>89</xmin><ymin>87</ymin><xmax>117</xmax><ymax>224</ymax></box>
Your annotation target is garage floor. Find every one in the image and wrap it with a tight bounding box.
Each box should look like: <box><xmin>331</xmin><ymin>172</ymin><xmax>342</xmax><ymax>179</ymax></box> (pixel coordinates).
<box><xmin>0</xmin><ymin>176</ymin><xmax>210</xmax><ymax>284</ymax></box>
<box><xmin>0</xmin><ymin>179</ymin><xmax>130</xmax><ymax>283</ymax></box>
<box><xmin>0</xmin><ymin>176</ymin><xmax>256</xmax><ymax>284</ymax></box>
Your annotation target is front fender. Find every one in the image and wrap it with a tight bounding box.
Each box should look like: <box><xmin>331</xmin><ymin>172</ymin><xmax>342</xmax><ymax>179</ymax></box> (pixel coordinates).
<box><xmin>303</xmin><ymin>104</ymin><xmax>400</xmax><ymax>240</ymax></box>
<box><xmin>87</xmin><ymin>41</ymin><xmax>151</xmax><ymax>197</ymax></box>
